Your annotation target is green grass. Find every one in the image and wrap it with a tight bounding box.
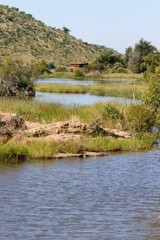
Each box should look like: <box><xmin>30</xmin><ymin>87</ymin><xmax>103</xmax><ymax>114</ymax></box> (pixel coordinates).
<box><xmin>0</xmin><ymin>98</ymin><xmax>119</xmax><ymax>125</ymax></box>
<box><xmin>0</xmin><ymin>97</ymin><xmax>156</xmax><ymax>162</ymax></box>
<box><xmin>39</xmin><ymin>72</ymin><xmax>143</xmax><ymax>80</ymax></box>
<box><xmin>0</xmin><ymin>144</ymin><xmax>28</xmax><ymax>161</ymax></box>
<box><xmin>85</xmin><ymin>136</ymin><xmax>154</xmax><ymax>152</ymax></box>
<box><xmin>35</xmin><ymin>83</ymin><xmax>146</xmax><ymax>99</ymax></box>
<box><xmin>36</xmin><ymin>84</ymin><xmax>87</xmax><ymax>93</ymax></box>
<box><xmin>0</xmin><ymin>136</ymin><xmax>154</xmax><ymax>161</ymax></box>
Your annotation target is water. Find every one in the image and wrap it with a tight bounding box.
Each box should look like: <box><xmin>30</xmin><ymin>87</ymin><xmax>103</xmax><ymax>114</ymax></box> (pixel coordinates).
<box><xmin>36</xmin><ymin>78</ymin><xmax>136</xmax><ymax>85</ymax></box>
<box><xmin>35</xmin><ymin>78</ymin><xmax>138</xmax><ymax>106</ymax></box>
<box><xmin>37</xmin><ymin>78</ymin><xmax>95</xmax><ymax>85</ymax></box>
<box><xmin>0</xmin><ymin>150</ymin><xmax>160</xmax><ymax>240</ymax></box>
<box><xmin>35</xmin><ymin>92</ymin><xmax>135</xmax><ymax>106</ymax></box>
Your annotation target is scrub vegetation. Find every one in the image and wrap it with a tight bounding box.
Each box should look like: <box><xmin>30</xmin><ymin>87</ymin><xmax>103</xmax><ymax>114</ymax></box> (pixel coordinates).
<box><xmin>0</xmin><ymin>5</ymin><xmax>106</xmax><ymax>65</ymax></box>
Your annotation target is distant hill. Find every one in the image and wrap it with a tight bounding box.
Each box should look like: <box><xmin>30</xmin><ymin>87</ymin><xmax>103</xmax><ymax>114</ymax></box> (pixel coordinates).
<box><xmin>0</xmin><ymin>5</ymin><xmax>107</xmax><ymax>66</ymax></box>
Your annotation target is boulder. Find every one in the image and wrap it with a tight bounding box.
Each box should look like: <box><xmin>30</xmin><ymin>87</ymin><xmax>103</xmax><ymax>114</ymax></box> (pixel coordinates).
<box><xmin>0</xmin><ymin>113</ymin><xmax>26</xmax><ymax>139</ymax></box>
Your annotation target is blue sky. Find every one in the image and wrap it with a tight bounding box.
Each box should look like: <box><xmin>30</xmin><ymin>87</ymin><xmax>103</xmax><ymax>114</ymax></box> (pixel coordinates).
<box><xmin>1</xmin><ymin>0</ymin><xmax>160</xmax><ymax>53</ymax></box>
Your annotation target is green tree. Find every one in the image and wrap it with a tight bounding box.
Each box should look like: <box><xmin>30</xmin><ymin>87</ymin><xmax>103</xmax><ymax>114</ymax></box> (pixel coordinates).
<box><xmin>94</xmin><ymin>50</ymin><xmax>124</xmax><ymax>72</ymax></box>
<box><xmin>142</xmin><ymin>53</ymin><xmax>160</xmax><ymax>74</ymax></box>
<box><xmin>128</xmin><ymin>52</ymin><xmax>141</xmax><ymax>73</ymax></box>
<box><xmin>62</xmin><ymin>26</ymin><xmax>70</xmax><ymax>34</ymax></box>
<box><xmin>128</xmin><ymin>38</ymin><xmax>157</xmax><ymax>73</ymax></box>
<box><xmin>32</xmin><ymin>60</ymin><xmax>50</xmax><ymax>76</ymax></box>
<box><xmin>124</xmin><ymin>46</ymin><xmax>132</xmax><ymax>66</ymax></box>
<box><xmin>0</xmin><ymin>57</ymin><xmax>35</xmax><ymax>96</ymax></box>
<box><xmin>125</xmin><ymin>67</ymin><xmax>160</xmax><ymax>135</ymax></box>
<box><xmin>134</xmin><ymin>38</ymin><xmax>157</xmax><ymax>58</ymax></box>
<box><xmin>144</xmin><ymin>68</ymin><xmax>160</xmax><ymax>110</ymax></box>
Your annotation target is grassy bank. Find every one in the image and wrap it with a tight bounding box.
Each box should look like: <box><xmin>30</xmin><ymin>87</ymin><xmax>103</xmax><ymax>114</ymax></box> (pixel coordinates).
<box><xmin>39</xmin><ymin>72</ymin><xmax>143</xmax><ymax>80</ymax></box>
<box><xmin>0</xmin><ymin>98</ymin><xmax>157</xmax><ymax>162</ymax></box>
<box><xmin>0</xmin><ymin>98</ymin><xmax>122</xmax><ymax>124</ymax></box>
<box><xmin>0</xmin><ymin>136</ymin><xmax>154</xmax><ymax>161</ymax></box>
<box><xmin>35</xmin><ymin>83</ymin><xmax>146</xmax><ymax>99</ymax></box>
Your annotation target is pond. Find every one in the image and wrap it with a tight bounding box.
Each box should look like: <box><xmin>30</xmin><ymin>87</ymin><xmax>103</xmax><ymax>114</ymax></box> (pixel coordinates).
<box><xmin>35</xmin><ymin>92</ymin><xmax>135</xmax><ymax>106</ymax></box>
<box><xmin>0</xmin><ymin>150</ymin><xmax>160</xmax><ymax>240</ymax></box>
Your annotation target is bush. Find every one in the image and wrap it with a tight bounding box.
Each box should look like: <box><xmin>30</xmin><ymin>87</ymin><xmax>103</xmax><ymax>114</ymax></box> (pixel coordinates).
<box><xmin>32</xmin><ymin>60</ymin><xmax>50</xmax><ymax>76</ymax></box>
<box><xmin>0</xmin><ymin>56</ymin><xmax>35</xmax><ymax>96</ymax></box>
<box><xmin>48</xmin><ymin>62</ymin><xmax>55</xmax><ymax>69</ymax></box>
<box><xmin>125</xmin><ymin>103</ymin><xmax>156</xmax><ymax>133</ymax></box>
<box><xmin>55</xmin><ymin>66</ymin><xmax>68</xmax><ymax>72</ymax></box>
<box><xmin>116</xmin><ymin>67</ymin><xmax>128</xmax><ymax>73</ymax></box>
<box><xmin>74</xmin><ymin>69</ymin><xmax>84</xmax><ymax>77</ymax></box>
<box><xmin>104</xmin><ymin>104</ymin><xmax>123</xmax><ymax>120</ymax></box>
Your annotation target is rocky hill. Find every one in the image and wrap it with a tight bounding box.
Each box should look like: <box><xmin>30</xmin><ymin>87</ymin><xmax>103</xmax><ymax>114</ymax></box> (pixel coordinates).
<box><xmin>0</xmin><ymin>5</ymin><xmax>106</xmax><ymax>66</ymax></box>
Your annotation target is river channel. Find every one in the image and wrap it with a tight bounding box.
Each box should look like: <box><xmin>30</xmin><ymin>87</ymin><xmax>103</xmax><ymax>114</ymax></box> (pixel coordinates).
<box><xmin>35</xmin><ymin>78</ymin><xmax>136</xmax><ymax>106</ymax></box>
<box><xmin>0</xmin><ymin>150</ymin><xmax>160</xmax><ymax>240</ymax></box>
<box><xmin>1</xmin><ymin>78</ymin><xmax>159</xmax><ymax>239</ymax></box>
<box><xmin>0</xmin><ymin>78</ymin><xmax>137</xmax><ymax>106</ymax></box>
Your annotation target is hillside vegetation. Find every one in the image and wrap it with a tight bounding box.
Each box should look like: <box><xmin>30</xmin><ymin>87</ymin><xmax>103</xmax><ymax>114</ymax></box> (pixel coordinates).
<box><xmin>0</xmin><ymin>5</ymin><xmax>106</xmax><ymax>65</ymax></box>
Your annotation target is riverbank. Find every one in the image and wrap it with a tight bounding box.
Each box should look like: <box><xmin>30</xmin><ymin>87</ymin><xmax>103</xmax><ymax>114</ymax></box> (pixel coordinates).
<box><xmin>35</xmin><ymin>83</ymin><xmax>146</xmax><ymax>99</ymax></box>
<box><xmin>0</xmin><ymin>112</ymin><xmax>155</xmax><ymax>161</ymax></box>
<box><xmin>0</xmin><ymin>99</ymin><xmax>134</xmax><ymax>125</ymax></box>
<box><xmin>39</xmin><ymin>72</ymin><xmax>143</xmax><ymax>81</ymax></box>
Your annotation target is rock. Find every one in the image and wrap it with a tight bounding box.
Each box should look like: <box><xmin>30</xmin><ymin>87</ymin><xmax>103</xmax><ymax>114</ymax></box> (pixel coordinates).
<box><xmin>58</xmin><ymin>122</ymin><xmax>87</xmax><ymax>134</ymax></box>
<box><xmin>8</xmin><ymin>134</ymin><xmax>24</xmax><ymax>143</ymax></box>
<box><xmin>0</xmin><ymin>113</ymin><xmax>26</xmax><ymax>139</ymax></box>
<box><xmin>0</xmin><ymin>113</ymin><xmax>26</xmax><ymax>129</ymax></box>
<box><xmin>104</xmin><ymin>128</ymin><xmax>131</xmax><ymax>139</ymax></box>
<box><xmin>84</xmin><ymin>152</ymin><xmax>108</xmax><ymax>157</ymax></box>
<box><xmin>0</xmin><ymin>135</ymin><xmax>9</xmax><ymax>144</ymax></box>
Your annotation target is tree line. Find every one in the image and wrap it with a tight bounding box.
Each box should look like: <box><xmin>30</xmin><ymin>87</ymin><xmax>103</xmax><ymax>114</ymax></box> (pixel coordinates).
<box><xmin>83</xmin><ymin>38</ymin><xmax>158</xmax><ymax>74</ymax></box>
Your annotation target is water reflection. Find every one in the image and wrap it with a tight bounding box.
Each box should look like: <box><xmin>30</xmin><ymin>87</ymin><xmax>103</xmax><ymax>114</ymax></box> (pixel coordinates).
<box><xmin>0</xmin><ymin>150</ymin><xmax>160</xmax><ymax>239</ymax></box>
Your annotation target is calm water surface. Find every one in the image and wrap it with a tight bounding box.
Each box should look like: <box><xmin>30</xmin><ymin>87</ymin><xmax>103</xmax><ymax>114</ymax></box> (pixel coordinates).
<box><xmin>0</xmin><ymin>150</ymin><xmax>160</xmax><ymax>240</ymax></box>
<box><xmin>35</xmin><ymin>78</ymin><xmax>137</xmax><ymax>106</ymax></box>
<box><xmin>35</xmin><ymin>92</ymin><xmax>134</xmax><ymax>106</ymax></box>
<box><xmin>37</xmin><ymin>78</ymin><xmax>95</xmax><ymax>85</ymax></box>
<box><xmin>37</xmin><ymin>78</ymin><xmax>136</xmax><ymax>85</ymax></box>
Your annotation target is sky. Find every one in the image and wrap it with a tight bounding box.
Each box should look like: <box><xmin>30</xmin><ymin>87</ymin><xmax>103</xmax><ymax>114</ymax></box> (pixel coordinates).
<box><xmin>1</xmin><ymin>0</ymin><xmax>160</xmax><ymax>54</ymax></box>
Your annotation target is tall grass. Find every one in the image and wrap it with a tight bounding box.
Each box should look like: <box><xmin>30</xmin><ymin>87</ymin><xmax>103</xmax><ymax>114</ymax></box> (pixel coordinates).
<box><xmin>27</xmin><ymin>137</ymin><xmax>154</xmax><ymax>157</ymax></box>
<box><xmin>35</xmin><ymin>84</ymin><xmax>146</xmax><ymax>99</ymax></box>
<box><xmin>0</xmin><ymin>98</ymin><xmax>118</xmax><ymax>124</ymax></box>
<box><xmin>85</xmin><ymin>136</ymin><xmax>153</xmax><ymax>152</ymax></box>
<box><xmin>0</xmin><ymin>136</ymin><xmax>154</xmax><ymax>161</ymax></box>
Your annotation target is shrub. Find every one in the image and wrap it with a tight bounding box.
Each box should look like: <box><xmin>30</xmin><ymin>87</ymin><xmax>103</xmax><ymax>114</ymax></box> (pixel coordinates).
<box><xmin>125</xmin><ymin>103</ymin><xmax>156</xmax><ymax>133</ymax></box>
<box><xmin>55</xmin><ymin>66</ymin><xmax>68</xmax><ymax>72</ymax></box>
<box><xmin>0</xmin><ymin>56</ymin><xmax>35</xmax><ymax>96</ymax></box>
<box><xmin>116</xmin><ymin>67</ymin><xmax>128</xmax><ymax>73</ymax></box>
<box><xmin>104</xmin><ymin>104</ymin><xmax>123</xmax><ymax>120</ymax></box>
<box><xmin>32</xmin><ymin>60</ymin><xmax>50</xmax><ymax>76</ymax></box>
<box><xmin>74</xmin><ymin>69</ymin><xmax>84</xmax><ymax>77</ymax></box>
